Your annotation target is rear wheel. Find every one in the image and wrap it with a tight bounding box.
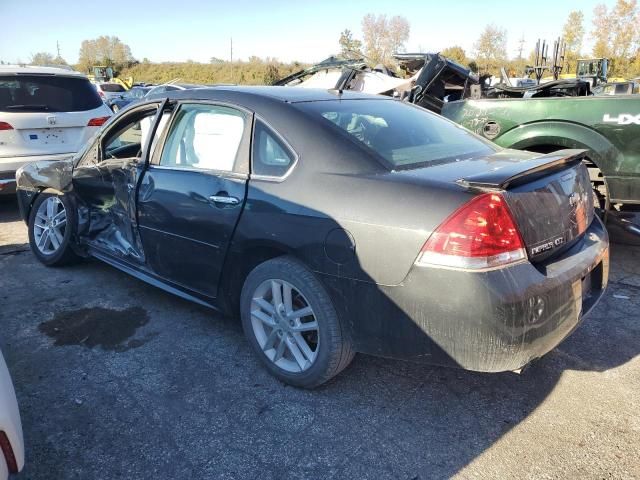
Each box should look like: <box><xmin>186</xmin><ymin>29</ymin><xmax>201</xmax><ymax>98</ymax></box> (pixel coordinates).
<box><xmin>28</xmin><ymin>193</ymin><xmax>79</xmax><ymax>266</ymax></box>
<box><xmin>240</xmin><ymin>256</ymin><xmax>355</xmax><ymax>388</ymax></box>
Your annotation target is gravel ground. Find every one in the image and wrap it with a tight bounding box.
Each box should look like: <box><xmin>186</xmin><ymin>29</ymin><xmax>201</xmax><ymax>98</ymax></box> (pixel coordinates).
<box><xmin>0</xmin><ymin>196</ymin><xmax>638</xmax><ymax>479</ymax></box>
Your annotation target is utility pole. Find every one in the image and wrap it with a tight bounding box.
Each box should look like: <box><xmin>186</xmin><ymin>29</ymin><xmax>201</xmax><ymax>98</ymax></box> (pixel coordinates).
<box><xmin>230</xmin><ymin>37</ymin><xmax>234</xmax><ymax>84</ymax></box>
<box><xmin>56</xmin><ymin>40</ymin><xmax>61</xmax><ymax>59</ymax></box>
<box><xmin>517</xmin><ymin>35</ymin><xmax>525</xmax><ymax>60</ymax></box>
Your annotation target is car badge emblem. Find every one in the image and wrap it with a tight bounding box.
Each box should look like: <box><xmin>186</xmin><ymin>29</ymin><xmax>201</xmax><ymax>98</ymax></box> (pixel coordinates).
<box><xmin>47</xmin><ymin>116</ymin><xmax>57</xmax><ymax>125</ymax></box>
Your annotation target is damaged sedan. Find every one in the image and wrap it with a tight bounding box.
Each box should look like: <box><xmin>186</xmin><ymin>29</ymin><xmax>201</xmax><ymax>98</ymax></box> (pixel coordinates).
<box><xmin>16</xmin><ymin>87</ymin><xmax>609</xmax><ymax>387</ymax></box>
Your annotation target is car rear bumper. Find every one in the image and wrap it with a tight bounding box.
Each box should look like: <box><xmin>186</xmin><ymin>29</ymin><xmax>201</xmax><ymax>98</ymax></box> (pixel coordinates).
<box><xmin>0</xmin><ymin>153</ymin><xmax>75</xmax><ymax>195</ymax></box>
<box><xmin>322</xmin><ymin>216</ymin><xmax>609</xmax><ymax>372</ymax></box>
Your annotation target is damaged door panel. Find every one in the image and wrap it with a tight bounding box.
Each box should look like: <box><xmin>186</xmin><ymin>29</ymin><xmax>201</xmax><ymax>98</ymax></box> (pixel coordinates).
<box><xmin>72</xmin><ymin>102</ymin><xmax>169</xmax><ymax>263</ymax></box>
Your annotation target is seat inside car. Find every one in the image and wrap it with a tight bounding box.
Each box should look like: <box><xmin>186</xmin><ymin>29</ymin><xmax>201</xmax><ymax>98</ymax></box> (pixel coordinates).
<box><xmin>182</xmin><ymin>111</ymin><xmax>243</xmax><ymax>171</ymax></box>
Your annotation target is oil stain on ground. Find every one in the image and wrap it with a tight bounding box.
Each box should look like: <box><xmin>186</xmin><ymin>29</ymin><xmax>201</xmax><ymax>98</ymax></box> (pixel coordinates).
<box><xmin>39</xmin><ymin>306</ymin><xmax>153</xmax><ymax>352</ymax></box>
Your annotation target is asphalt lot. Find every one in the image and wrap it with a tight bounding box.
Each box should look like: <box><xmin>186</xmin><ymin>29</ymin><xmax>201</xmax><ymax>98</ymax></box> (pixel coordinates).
<box><xmin>0</xmin><ymin>196</ymin><xmax>638</xmax><ymax>479</ymax></box>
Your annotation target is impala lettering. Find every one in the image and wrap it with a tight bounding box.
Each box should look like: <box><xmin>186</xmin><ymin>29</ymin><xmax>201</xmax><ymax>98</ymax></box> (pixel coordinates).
<box><xmin>602</xmin><ymin>113</ymin><xmax>640</xmax><ymax>125</ymax></box>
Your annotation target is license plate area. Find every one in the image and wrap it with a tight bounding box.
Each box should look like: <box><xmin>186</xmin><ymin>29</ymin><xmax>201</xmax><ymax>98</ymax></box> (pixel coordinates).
<box><xmin>22</xmin><ymin>128</ymin><xmax>66</xmax><ymax>145</ymax></box>
<box><xmin>580</xmin><ymin>261</ymin><xmax>604</xmax><ymax>314</ymax></box>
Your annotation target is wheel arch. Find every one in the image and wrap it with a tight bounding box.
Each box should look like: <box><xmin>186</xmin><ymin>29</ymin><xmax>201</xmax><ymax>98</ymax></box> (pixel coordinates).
<box><xmin>17</xmin><ymin>187</ymin><xmax>66</xmax><ymax>224</ymax></box>
<box><xmin>218</xmin><ymin>241</ymin><xmax>298</xmax><ymax>317</ymax></box>
<box><xmin>495</xmin><ymin>120</ymin><xmax>619</xmax><ymax>176</ymax></box>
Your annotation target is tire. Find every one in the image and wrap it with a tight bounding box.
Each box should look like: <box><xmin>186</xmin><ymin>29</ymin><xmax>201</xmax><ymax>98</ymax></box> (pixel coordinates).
<box><xmin>28</xmin><ymin>192</ymin><xmax>80</xmax><ymax>267</ymax></box>
<box><xmin>240</xmin><ymin>256</ymin><xmax>355</xmax><ymax>388</ymax></box>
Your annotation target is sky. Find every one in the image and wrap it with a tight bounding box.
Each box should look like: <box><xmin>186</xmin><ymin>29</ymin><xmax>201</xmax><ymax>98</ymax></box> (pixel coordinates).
<box><xmin>0</xmin><ymin>0</ymin><xmax>610</xmax><ymax>65</ymax></box>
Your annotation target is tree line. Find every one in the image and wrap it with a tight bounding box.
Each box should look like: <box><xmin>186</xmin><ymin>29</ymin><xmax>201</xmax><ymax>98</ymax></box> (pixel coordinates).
<box><xmin>18</xmin><ymin>0</ymin><xmax>640</xmax><ymax>83</ymax></box>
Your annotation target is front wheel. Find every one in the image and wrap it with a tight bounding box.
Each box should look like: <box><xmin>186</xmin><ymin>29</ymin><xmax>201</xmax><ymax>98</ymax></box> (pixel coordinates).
<box><xmin>28</xmin><ymin>193</ymin><xmax>80</xmax><ymax>266</ymax></box>
<box><xmin>240</xmin><ymin>256</ymin><xmax>355</xmax><ymax>388</ymax></box>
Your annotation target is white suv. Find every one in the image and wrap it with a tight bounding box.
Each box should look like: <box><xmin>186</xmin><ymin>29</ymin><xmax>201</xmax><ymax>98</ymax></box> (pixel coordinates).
<box><xmin>0</xmin><ymin>66</ymin><xmax>112</xmax><ymax>194</ymax></box>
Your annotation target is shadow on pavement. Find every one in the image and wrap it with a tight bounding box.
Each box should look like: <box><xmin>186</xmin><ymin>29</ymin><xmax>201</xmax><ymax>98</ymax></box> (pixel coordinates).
<box><xmin>0</xmin><ymin>196</ymin><xmax>638</xmax><ymax>478</ymax></box>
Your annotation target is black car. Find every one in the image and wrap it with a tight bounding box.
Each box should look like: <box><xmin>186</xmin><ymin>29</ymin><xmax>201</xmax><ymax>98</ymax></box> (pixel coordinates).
<box><xmin>16</xmin><ymin>87</ymin><xmax>609</xmax><ymax>388</ymax></box>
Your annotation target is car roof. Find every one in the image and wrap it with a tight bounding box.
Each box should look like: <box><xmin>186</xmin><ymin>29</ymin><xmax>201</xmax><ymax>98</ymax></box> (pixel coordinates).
<box><xmin>161</xmin><ymin>85</ymin><xmax>390</xmax><ymax>103</ymax></box>
<box><xmin>0</xmin><ymin>65</ymin><xmax>87</xmax><ymax>78</ymax></box>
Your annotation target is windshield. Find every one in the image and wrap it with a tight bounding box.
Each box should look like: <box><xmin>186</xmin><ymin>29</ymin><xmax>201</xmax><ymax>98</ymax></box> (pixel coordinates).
<box><xmin>0</xmin><ymin>75</ymin><xmax>103</xmax><ymax>112</ymax></box>
<box><xmin>297</xmin><ymin>99</ymin><xmax>496</xmax><ymax>170</ymax></box>
<box><xmin>127</xmin><ymin>87</ymin><xmax>148</xmax><ymax>99</ymax></box>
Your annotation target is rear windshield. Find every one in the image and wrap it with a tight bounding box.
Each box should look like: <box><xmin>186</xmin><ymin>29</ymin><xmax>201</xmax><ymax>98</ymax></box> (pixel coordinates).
<box><xmin>298</xmin><ymin>99</ymin><xmax>496</xmax><ymax>170</ymax></box>
<box><xmin>100</xmin><ymin>83</ymin><xmax>126</xmax><ymax>92</ymax></box>
<box><xmin>0</xmin><ymin>75</ymin><xmax>103</xmax><ymax>112</ymax></box>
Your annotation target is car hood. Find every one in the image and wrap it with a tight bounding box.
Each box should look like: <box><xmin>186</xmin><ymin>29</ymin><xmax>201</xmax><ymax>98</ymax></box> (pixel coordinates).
<box><xmin>15</xmin><ymin>157</ymin><xmax>74</xmax><ymax>193</ymax></box>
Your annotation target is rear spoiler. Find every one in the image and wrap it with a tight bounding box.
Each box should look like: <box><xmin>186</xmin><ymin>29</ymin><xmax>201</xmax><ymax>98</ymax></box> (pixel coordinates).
<box><xmin>456</xmin><ymin>149</ymin><xmax>587</xmax><ymax>190</ymax></box>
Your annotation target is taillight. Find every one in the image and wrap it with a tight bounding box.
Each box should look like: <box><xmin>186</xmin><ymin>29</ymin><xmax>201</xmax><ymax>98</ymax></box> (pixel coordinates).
<box><xmin>416</xmin><ymin>193</ymin><xmax>527</xmax><ymax>270</ymax></box>
<box><xmin>87</xmin><ymin>117</ymin><xmax>109</xmax><ymax>127</ymax></box>
<box><xmin>0</xmin><ymin>431</ymin><xmax>18</xmax><ymax>473</ymax></box>
<box><xmin>0</xmin><ymin>121</ymin><xmax>13</xmax><ymax>131</ymax></box>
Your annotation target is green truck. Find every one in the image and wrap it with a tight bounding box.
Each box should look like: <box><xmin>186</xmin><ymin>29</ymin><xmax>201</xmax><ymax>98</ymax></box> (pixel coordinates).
<box><xmin>441</xmin><ymin>96</ymin><xmax>640</xmax><ymax>211</ymax></box>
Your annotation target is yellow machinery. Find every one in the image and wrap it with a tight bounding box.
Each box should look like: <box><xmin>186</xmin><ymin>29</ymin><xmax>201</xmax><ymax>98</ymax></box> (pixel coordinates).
<box><xmin>87</xmin><ymin>66</ymin><xmax>133</xmax><ymax>90</ymax></box>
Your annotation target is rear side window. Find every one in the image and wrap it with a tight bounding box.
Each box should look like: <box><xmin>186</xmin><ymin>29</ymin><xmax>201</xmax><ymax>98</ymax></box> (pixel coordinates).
<box><xmin>297</xmin><ymin>99</ymin><xmax>496</xmax><ymax>170</ymax></box>
<box><xmin>252</xmin><ymin>121</ymin><xmax>295</xmax><ymax>177</ymax></box>
<box><xmin>0</xmin><ymin>75</ymin><xmax>103</xmax><ymax>112</ymax></box>
<box><xmin>100</xmin><ymin>83</ymin><xmax>126</xmax><ymax>93</ymax></box>
<box><xmin>159</xmin><ymin>103</ymin><xmax>246</xmax><ymax>172</ymax></box>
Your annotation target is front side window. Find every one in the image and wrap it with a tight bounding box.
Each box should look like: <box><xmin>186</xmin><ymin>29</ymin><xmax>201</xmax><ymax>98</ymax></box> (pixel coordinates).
<box><xmin>252</xmin><ymin>121</ymin><xmax>295</xmax><ymax>177</ymax></box>
<box><xmin>297</xmin><ymin>99</ymin><xmax>497</xmax><ymax>170</ymax></box>
<box><xmin>159</xmin><ymin>104</ymin><xmax>246</xmax><ymax>172</ymax></box>
<box><xmin>103</xmin><ymin>107</ymin><xmax>160</xmax><ymax>160</ymax></box>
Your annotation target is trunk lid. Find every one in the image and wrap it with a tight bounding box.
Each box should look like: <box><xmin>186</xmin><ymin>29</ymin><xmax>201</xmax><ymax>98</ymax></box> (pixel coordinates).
<box><xmin>393</xmin><ymin>148</ymin><xmax>593</xmax><ymax>263</ymax></box>
<box><xmin>456</xmin><ymin>149</ymin><xmax>594</xmax><ymax>262</ymax></box>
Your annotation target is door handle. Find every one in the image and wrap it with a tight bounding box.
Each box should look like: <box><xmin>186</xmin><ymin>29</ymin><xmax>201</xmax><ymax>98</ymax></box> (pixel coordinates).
<box><xmin>209</xmin><ymin>195</ymin><xmax>240</xmax><ymax>206</ymax></box>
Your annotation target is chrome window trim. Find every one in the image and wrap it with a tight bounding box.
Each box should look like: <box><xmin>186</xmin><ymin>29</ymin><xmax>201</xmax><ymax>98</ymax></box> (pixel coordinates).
<box><xmin>154</xmin><ymin>100</ymin><xmax>252</xmax><ymax>174</ymax></box>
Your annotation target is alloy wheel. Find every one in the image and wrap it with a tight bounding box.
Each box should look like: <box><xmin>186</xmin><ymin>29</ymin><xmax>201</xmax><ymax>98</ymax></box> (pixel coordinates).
<box><xmin>250</xmin><ymin>279</ymin><xmax>319</xmax><ymax>373</ymax></box>
<box><xmin>33</xmin><ymin>197</ymin><xmax>67</xmax><ymax>255</ymax></box>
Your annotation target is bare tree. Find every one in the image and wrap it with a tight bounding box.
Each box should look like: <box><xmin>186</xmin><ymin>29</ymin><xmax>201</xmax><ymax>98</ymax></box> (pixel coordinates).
<box><xmin>338</xmin><ymin>29</ymin><xmax>363</xmax><ymax>59</ymax></box>
<box><xmin>562</xmin><ymin>10</ymin><xmax>585</xmax><ymax>72</ymax></box>
<box><xmin>361</xmin><ymin>14</ymin><xmax>410</xmax><ymax>66</ymax></box>
<box><xmin>30</xmin><ymin>52</ymin><xmax>67</xmax><ymax>66</ymax></box>
<box><xmin>440</xmin><ymin>46</ymin><xmax>468</xmax><ymax>66</ymax></box>
<box><xmin>473</xmin><ymin>24</ymin><xmax>508</xmax><ymax>74</ymax></box>
<box><xmin>78</xmin><ymin>36</ymin><xmax>134</xmax><ymax>72</ymax></box>
<box><xmin>592</xmin><ymin>0</ymin><xmax>640</xmax><ymax>76</ymax></box>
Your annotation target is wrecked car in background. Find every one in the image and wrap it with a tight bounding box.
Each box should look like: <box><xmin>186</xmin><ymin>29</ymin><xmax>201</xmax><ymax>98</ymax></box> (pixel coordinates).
<box><xmin>283</xmin><ymin>54</ymin><xmax>640</xmax><ymax>219</ymax></box>
<box><xmin>16</xmin><ymin>86</ymin><xmax>609</xmax><ymax>388</ymax></box>
<box><xmin>441</xmin><ymin>88</ymin><xmax>640</xmax><ymax>217</ymax></box>
<box><xmin>276</xmin><ymin>53</ymin><xmax>479</xmax><ymax>113</ymax></box>
<box><xmin>275</xmin><ymin>55</ymin><xmax>418</xmax><ymax>96</ymax></box>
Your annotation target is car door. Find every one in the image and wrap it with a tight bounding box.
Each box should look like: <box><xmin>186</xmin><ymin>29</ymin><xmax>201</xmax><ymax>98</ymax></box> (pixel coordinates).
<box><xmin>72</xmin><ymin>101</ymin><xmax>168</xmax><ymax>263</ymax></box>
<box><xmin>136</xmin><ymin>102</ymin><xmax>252</xmax><ymax>298</ymax></box>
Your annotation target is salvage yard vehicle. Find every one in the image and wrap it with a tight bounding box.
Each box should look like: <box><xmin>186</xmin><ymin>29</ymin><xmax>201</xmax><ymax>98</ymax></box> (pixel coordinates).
<box><xmin>0</xmin><ymin>65</ymin><xmax>112</xmax><ymax>195</ymax></box>
<box><xmin>16</xmin><ymin>87</ymin><xmax>609</xmax><ymax>388</ymax></box>
<box><xmin>0</xmin><ymin>348</ymin><xmax>24</xmax><ymax>479</ymax></box>
<box><xmin>107</xmin><ymin>85</ymin><xmax>151</xmax><ymax>113</ymax></box>
<box><xmin>441</xmin><ymin>95</ymin><xmax>640</xmax><ymax>211</ymax></box>
<box><xmin>593</xmin><ymin>81</ymin><xmax>640</xmax><ymax>96</ymax></box>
